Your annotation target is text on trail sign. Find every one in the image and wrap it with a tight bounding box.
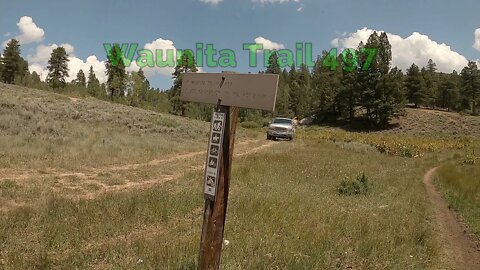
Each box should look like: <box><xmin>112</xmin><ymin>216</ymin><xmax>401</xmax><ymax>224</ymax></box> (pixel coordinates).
<box><xmin>204</xmin><ymin>111</ymin><xmax>226</xmax><ymax>199</ymax></box>
<box><xmin>180</xmin><ymin>73</ymin><xmax>279</xmax><ymax>111</ymax></box>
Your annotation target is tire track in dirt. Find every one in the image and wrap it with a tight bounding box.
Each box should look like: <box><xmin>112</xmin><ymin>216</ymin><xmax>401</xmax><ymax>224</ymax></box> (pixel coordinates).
<box><xmin>423</xmin><ymin>167</ymin><xmax>480</xmax><ymax>270</ymax></box>
<box><xmin>0</xmin><ymin>139</ymin><xmax>276</xmax><ymax>207</ymax></box>
<box><xmin>0</xmin><ymin>139</ymin><xmax>266</xmax><ymax>181</ymax></box>
<box><xmin>72</xmin><ymin>140</ymin><xmax>276</xmax><ymax>199</ymax></box>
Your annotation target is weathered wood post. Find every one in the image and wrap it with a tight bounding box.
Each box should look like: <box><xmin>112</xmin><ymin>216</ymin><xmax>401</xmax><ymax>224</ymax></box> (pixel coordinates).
<box><xmin>180</xmin><ymin>72</ymin><xmax>278</xmax><ymax>270</ymax></box>
<box><xmin>198</xmin><ymin>104</ymin><xmax>238</xmax><ymax>269</ymax></box>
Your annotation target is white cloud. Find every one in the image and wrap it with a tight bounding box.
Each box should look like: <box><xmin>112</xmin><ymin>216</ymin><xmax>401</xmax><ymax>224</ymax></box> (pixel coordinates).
<box><xmin>331</xmin><ymin>27</ymin><xmax>468</xmax><ymax>73</ymax></box>
<box><xmin>28</xmin><ymin>43</ymin><xmax>74</xmax><ymax>66</ymax></box>
<box><xmin>14</xmin><ymin>16</ymin><xmax>45</xmax><ymax>45</ymax></box>
<box><xmin>15</xmin><ymin>15</ymin><xmax>180</xmax><ymax>84</ymax></box>
<box><xmin>4</xmin><ymin>32</ymin><xmax>11</xmax><ymax>37</ymax></box>
<box><xmin>67</xmin><ymin>55</ymin><xmax>107</xmax><ymax>83</ymax></box>
<box><xmin>27</xmin><ymin>43</ymin><xmax>107</xmax><ymax>83</ymax></box>
<box><xmin>28</xmin><ymin>37</ymin><xmax>182</xmax><ymax>83</ymax></box>
<box><xmin>200</xmin><ymin>0</ymin><xmax>223</xmax><ymax>5</ymax></box>
<box><xmin>141</xmin><ymin>37</ymin><xmax>179</xmax><ymax>77</ymax></box>
<box><xmin>473</xmin><ymin>28</ymin><xmax>480</xmax><ymax>51</ymax></box>
<box><xmin>297</xmin><ymin>5</ymin><xmax>304</xmax><ymax>12</ymax></box>
<box><xmin>28</xmin><ymin>63</ymin><xmax>48</xmax><ymax>80</ymax></box>
<box><xmin>254</xmin><ymin>36</ymin><xmax>285</xmax><ymax>51</ymax></box>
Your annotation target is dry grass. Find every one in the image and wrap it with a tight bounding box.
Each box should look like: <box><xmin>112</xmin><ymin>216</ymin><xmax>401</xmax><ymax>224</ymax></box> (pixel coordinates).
<box><xmin>388</xmin><ymin>108</ymin><xmax>480</xmax><ymax>138</ymax></box>
<box><xmin>0</xmin><ymin>83</ymin><xmax>261</xmax><ymax>171</ymax></box>
<box><xmin>0</xmin><ymin>83</ymin><xmax>479</xmax><ymax>269</ymax></box>
<box><xmin>0</xmin><ymin>139</ymin><xmax>443</xmax><ymax>269</ymax></box>
<box><xmin>434</xmin><ymin>164</ymin><xmax>480</xmax><ymax>241</ymax></box>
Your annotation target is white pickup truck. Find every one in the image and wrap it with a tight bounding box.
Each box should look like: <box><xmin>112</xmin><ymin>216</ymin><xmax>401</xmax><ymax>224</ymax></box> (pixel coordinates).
<box><xmin>266</xmin><ymin>118</ymin><xmax>295</xmax><ymax>141</ymax></box>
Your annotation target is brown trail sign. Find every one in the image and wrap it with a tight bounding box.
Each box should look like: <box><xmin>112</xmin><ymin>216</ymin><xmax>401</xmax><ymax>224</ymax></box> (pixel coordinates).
<box><xmin>180</xmin><ymin>72</ymin><xmax>279</xmax><ymax>269</ymax></box>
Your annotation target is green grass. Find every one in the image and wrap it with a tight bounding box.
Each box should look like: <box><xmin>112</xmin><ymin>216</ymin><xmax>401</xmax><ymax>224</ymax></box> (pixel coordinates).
<box><xmin>434</xmin><ymin>164</ymin><xmax>480</xmax><ymax>241</ymax></box>
<box><xmin>0</xmin><ymin>140</ymin><xmax>443</xmax><ymax>269</ymax></box>
<box><xmin>0</xmin><ymin>83</ymin><xmax>260</xmax><ymax>171</ymax></box>
<box><xmin>1</xmin><ymin>83</ymin><xmax>479</xmax><ymax>269</ymax></box>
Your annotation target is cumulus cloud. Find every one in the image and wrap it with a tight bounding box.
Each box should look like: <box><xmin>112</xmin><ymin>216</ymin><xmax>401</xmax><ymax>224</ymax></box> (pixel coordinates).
<box><xmin>254</xmin><ymin>36</ymin><xmax>285</xmax><ymax>51</ymax></box>
<box><xmin>27</xmin><ymin>43</ymin><xmax>106</xmax><ymax>83</ymax></box>
<box><xmin>28</xmin><ymin>37</ymin><xmax>183</xmax><ymax>83</ymax></box>
<box><xmin>200</xmin><ymin>0</ymin><xmax>223</xmax><ymax>5</ymax></box>
<box><xmin>141</xmin><ymin>38</ymin><xmax>178</xmax><ymax>76</ymax></box>
<box><xmin>331</xmin><ymin>27</ymin><xmax>468</xmax><ymax>73</ymax></box>
<box><xmin>28</xmin><ymin>43</ymin><xmax>74</xmax><ymax>66</ymax></box>
<box><xmin>13</xmin><ymin>16</ymin><xmax>45</xmax><ymax>45</ymax></box>
<box><xmin>13</xmin><ymin>16</ymin><xmax>182</xmax><ymax>83</ymax></box>
<box><xmin>473</xmin><ymin>28</ymin><xmax>480</xmax><ymax>51</ymax></box>
<box><xmin>67</xmin><ymin>55</ymin><xmax>107</xmax><ymax>83</ymax></box>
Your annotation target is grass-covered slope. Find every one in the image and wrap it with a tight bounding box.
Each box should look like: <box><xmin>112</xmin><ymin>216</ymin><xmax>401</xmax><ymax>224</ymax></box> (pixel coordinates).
<box><xmin>0</xmin><ymin>82</ymin><xmax>211</xmax><ymax>170</ymax></box>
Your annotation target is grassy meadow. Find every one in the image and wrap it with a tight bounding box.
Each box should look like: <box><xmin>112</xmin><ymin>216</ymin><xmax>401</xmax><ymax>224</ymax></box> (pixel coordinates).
<box><xmin>1</xmin><ymin>137</ymin><xmax>441</xmax><ymax>269</ymax></box>
<box><xmin>0</xmin><ymin>83</ymin><xmax>479</xmax><ymax>269</ymax></box>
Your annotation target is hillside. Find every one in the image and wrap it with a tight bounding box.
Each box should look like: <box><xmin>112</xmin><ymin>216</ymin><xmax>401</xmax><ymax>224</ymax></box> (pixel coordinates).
<box><xmin>0</xmin><ymin>83</ymin><xmax>215</xmax><ymax>171</ymax></box>
<box><xmin>388</xmin><ymin>108</ymin><xmax>480</xmax><ymax>138</ymax></box>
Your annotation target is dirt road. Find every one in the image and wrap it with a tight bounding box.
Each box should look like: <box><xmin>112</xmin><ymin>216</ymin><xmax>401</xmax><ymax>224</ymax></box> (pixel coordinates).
<box><xmin>423</xmin><ymin>167</ymin><xmax>480</xmax><ymax>270</ymax></box>
<box><xmin>0</xmin><ymin>139</ymin><xmax>275</xmax><ymax>211</ymax></box>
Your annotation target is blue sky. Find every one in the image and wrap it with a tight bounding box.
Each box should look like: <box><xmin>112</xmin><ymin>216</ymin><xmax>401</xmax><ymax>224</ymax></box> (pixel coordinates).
<box><xmin>1</xmin><ymin>0</ymin><xmax>479</xmax><ymax>89</ymax></box>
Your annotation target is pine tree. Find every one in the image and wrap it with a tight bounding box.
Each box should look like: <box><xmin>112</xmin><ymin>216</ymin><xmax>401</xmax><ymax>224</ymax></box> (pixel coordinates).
<box><xmin>14</xmin><ymin>58</ymin><xmax>29</xmax><ymax>85</ymax></box>
<box><xmin>438</xmin><ymin>72</ymin><xmax>460</xmax><ymax>111</ymax></box>
<box><xmin>1</xmin><ymin>39</ymin><xmax>23</xmax><ymax>84</ymax></box>
<box><xmin>266</xmin><ymin>53</ymin><xmax>289</xmax><ymax>117</ymax></box>
<box><xmin>405</xmin><ymin>63</ymin><xmax>427</xmax><ymax>107</ymax></box>
<box><xmin>460</xmin><ymin>61</ymin><xmax>480</xmax><ymax>115</ymax></box>
<box><xmin>288</xmin><ymin>64</ymin><xmax>297</xmax><ymax>88</ymax></box>
<box><xmin>357</xmin><ymin>32</ymin><xmax>381</xmax><ymax>122</ymax></box>
<box><xmin>105</xmin><ymin>44</ymin><xmax>127</xmax><ymax>100</ymax></box>
<box><xmin>294</xmin><ymin>64</ymin><xmax>312</xmax><ymax>117</ymax></box>
<box><xmin>377</xmin><ymin>32</ymin><xmax>392</xmax><ymax>76</ymax></box>
<box><xmin>352</xmin><ymin>32</ymin><xmax>404</xmax><ymax>126</ymax></box>
<box><xmin>87</xmin><ymin>66</ymin><xmax>102</xmax><ymax>98</ymax></box>
<box><xmin>266</xmin><ymin>51</ymin><xmax>281</xmax><ymax>75</ymax></box>
<box><xmin>168</xmin><ymin>50</ymin><xmax>198</xmax><ymax>116</ymax></box>
<box><xmin>47</xmin><ymin>46</ymin><xmax>70</xmax><ymax>89</ymax></box>
<box><xmin>338</xmin><ymin>67</ymin><xmax>358</xmax><ymax>120</ymax></box>
<box><xmin>386</xmin><ymin>67</ymin><xmax>406</xmax><ymax>109</ymax></box>
<box><xmin>275</xmin><ymin>84</ymin><xmax>290</xmax><ymax>117</ymax></box>
<box><xmin>423</xmin><ymin>59</ymin><xmax>439</xmax><ymax>108</ymax></box>
<box><xmin>30</xmin><ymin>71</ymin><xmax>42</xmax><ymax>88</ymax></box>
<box><xmin>311</xmin><ymin>53</ymin><xmax>341</xmax><ymax>122</ymax></box>
<box><xmin>281</xmin><ymin>68</ymin><xmax>289</xmax><ymax>85</ymax></box>
<box><xmin>75</xmin><ymin>69</ymin><xmax>86</xmax><ymax>87</ymax></box>
<box><xmin>287</xmin><ymin>64</ymin><xmax>304</xmax><ymax>116</ymax></box>
<box><xmin>129</xmin><ymin>69</ymin><xmax>149</xmax><ymax>107</ymax></box>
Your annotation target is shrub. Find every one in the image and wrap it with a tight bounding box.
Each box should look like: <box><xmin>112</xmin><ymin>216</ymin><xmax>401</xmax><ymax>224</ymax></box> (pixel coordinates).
<box><xmin>462</xmin><ymin>151</ymin><xmax>477</xmax><ymax>165</ymax></box>
<box><xmin>338</xmin><ymin>173</ymin><xmax>371</xmax><ymax>195</ymax></box>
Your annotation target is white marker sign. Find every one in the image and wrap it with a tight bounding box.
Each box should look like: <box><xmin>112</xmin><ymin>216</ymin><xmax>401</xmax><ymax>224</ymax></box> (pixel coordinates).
<box><xmin>204</xmin><ymin>111</ymin><xmax>226</xmax><ymax>199</ymax></box>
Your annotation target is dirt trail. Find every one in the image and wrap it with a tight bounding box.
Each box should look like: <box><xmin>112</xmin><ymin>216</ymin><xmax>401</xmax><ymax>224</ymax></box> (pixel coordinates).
<box><xmin>0</xmin><ymin>139</ymin><xmax>276</xmax><ymax>208</ymax></box>
<box><xmin>77</xmin><ymin>139</ymin><xmax>276</xmax><ymax>198</ymax></box>
<box><xmin>0</xmin><ymin>139</ymin><xmax>266</xmax><ymax>181</ymax></box>
<box><xmin>423</xmin><ymin>167</ymin><xmax>480</xmax><ymax>270</ymax></box>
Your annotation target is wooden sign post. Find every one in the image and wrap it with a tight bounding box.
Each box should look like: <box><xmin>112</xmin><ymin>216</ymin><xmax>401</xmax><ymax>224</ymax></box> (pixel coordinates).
<box><xmin>180</xmin><ymin>72</ymin><xmax>279</xmax><ymax>270</ymax></box>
